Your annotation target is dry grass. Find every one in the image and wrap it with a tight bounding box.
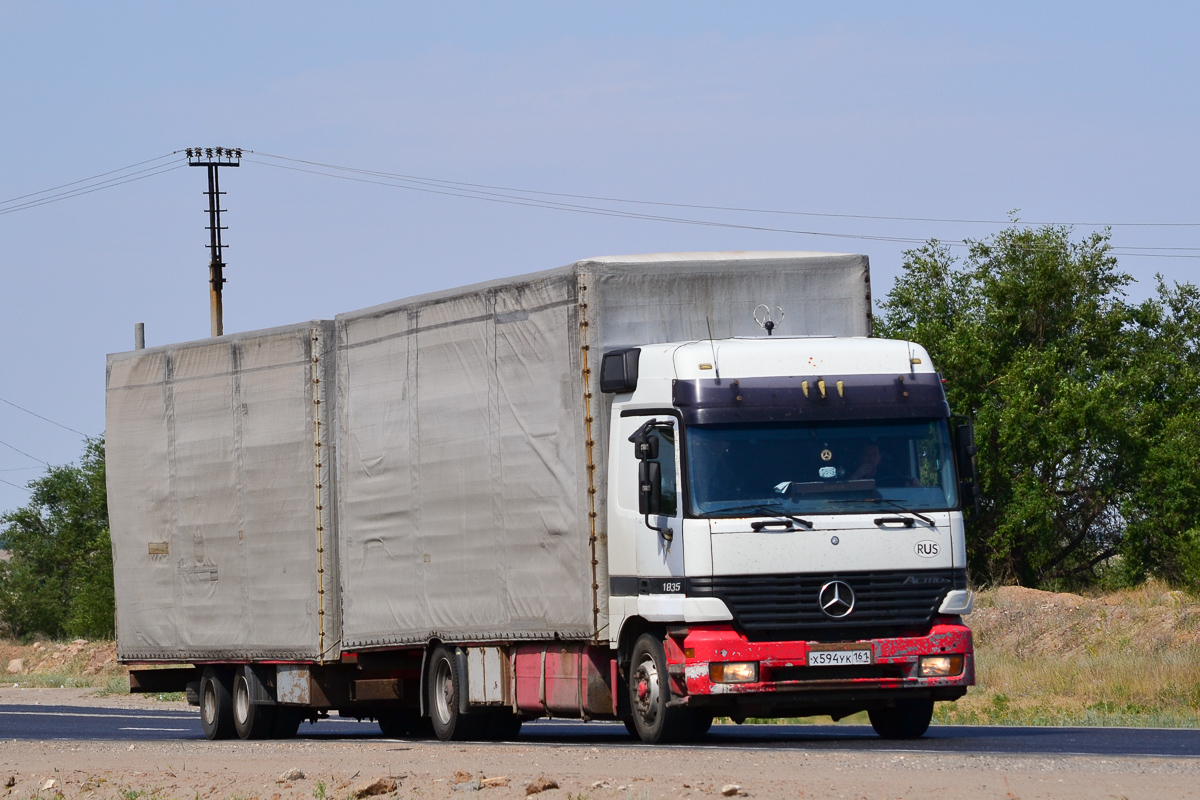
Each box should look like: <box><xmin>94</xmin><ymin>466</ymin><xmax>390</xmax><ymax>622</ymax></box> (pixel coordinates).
<box><xmin>936</xmin><ymin>581</ymin><xmax>1200</xmax><ymax>727</ymax></box>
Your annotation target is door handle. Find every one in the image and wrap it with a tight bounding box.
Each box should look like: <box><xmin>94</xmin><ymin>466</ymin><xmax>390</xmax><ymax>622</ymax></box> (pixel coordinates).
<box><xmin>751</xmin><ymin>520</ymin><xmax>794</xmax><ymax>531</ymax></box>
<box><xmin>873</xmin><ymin>516</ymin><xmax>915</xmax><ymax>527</ymax></box>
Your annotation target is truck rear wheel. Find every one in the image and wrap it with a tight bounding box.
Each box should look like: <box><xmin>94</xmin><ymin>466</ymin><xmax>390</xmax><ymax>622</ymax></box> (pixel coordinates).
<box><xmin>868</xmin><ymin>697</ymin><xmax>934</xmax><ymax>739</ymax></box>
<box><xmin>200</xmin><ymin>668</ymin><xmax>235</xmax><ymax>740</ymax></box>
<box><xmin>427</xmin><ymin>646</ymin><xmax>483</xmax><ymax>741</ymax></box>
<box><xmin>628</xmin><ymin>634</ymin><xmax>692</xmax><ymax>744</ymax></box>
<box><xmin>232</xmin><ymin>671</ymin><xmax>276</xmax><ymax>740</ymax></box>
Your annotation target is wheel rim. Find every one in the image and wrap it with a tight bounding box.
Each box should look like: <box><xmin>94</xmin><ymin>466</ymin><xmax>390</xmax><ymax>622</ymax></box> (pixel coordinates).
<box><xmin>202</xmin><ymin>682</ymin><xmax>217</xmax><ymax>726</ymax></box>
<box><xmin>234</xmin><ymin>677</ymin><xmax>250</xmax><ymax>725</ymax></box>
<box><xmin>633</xmin><ymin>652</ymin><xmax>661</xmax><ymax>727</ymax></box>
<box><xmin>433</xmin><ymin>657</ymin><xmax>454</xmax><ymax>724</ymax></box>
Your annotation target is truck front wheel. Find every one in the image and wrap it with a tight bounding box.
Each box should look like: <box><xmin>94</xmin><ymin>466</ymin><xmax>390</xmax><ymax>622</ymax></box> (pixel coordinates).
<box><xmin>628</xmin><ymin>634</ymin><xmax>692</xmax><ymax>744</ymax></box>
<box><xmin>427</xmin><ymin>646</ymin><xmax>483</xmax><ymax>741</ymax></box>
<box><xmin>868</xmin><ymin>697</ymin><xmax>935</xmax><ymax>739</ymax></box>
<box><xmin>200</xmin><ymin>668</ymin><xmax>235</xmax><ymax>740</ymax></box>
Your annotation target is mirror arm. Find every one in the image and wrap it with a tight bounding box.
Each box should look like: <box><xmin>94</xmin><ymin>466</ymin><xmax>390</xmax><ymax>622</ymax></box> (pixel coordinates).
<box><xmin>645</xmin><ymin>514</ymin><xmax>673</xmax><ymax>541</ymax></box>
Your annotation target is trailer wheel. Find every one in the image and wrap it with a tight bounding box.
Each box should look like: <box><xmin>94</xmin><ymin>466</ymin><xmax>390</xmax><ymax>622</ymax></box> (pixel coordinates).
<box><xmin>628</xmin><ymin>634</ymin><xmax>691</xmax><ymax>743</ymax></box>
<box><xmin>200</xmin><ymin>668</ymin><xmax>235</xmax><ymax>740</ymax></box>
<box><xmin>427</xmin><ymin>646</ymin><xmax>483</xmax><ymax>741</ymax></box>
<box><xmin>868</xmin><ymin>697</ymin><xmax>934</xmax><ymax>739</ymax></box>
<box><xmin>232</xmin><ymin>671</ymin><xmax>276</xmax><ymax>740</ymax></box>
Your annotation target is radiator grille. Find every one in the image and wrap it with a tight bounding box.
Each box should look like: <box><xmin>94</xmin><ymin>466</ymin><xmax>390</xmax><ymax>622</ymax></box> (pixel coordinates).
<box><xmin>687</xmin><ymin>569</ymin><xmax>965</xmax><ymax>641</ymax></box>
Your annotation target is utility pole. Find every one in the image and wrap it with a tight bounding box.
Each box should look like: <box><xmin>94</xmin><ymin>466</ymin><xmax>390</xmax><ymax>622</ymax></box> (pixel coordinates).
<box><xmin>186</xmin><ymin>147</ymin><xmax>241</xmax><ymax>337</ymax></box>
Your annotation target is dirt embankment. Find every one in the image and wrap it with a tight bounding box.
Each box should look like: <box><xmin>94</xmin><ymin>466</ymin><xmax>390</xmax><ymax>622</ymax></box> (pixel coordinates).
<box><xmin>2</xmin><ymin>639</ymin><xmax>125</xmax><ymax>691</ymax></box>
<box><xmin>939</xmin><ymin>582</ymin><xmax>1200</xmax><ymax>726</ymax></box>
<box><xmin>972</xmin><ymin>582</ymin><xmax>1200</xmax><ymax>656</ymax></box>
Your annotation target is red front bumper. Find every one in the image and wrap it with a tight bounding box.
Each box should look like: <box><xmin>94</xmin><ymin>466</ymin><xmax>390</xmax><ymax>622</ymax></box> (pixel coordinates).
<box><xmin>669</xmin><ymin>620</ymin><xmax>974</xmax><ymax>707</ymax></box>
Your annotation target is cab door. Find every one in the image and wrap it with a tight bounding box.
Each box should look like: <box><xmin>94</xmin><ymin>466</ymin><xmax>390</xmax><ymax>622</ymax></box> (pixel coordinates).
<box><xmin>614</xmin><ymin>415</ymin><xmax>685</xmax><ymax>584</ymax></box>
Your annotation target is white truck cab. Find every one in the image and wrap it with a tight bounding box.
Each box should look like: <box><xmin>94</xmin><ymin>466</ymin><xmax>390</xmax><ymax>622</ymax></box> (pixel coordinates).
<box><xmin>603</xmin><ymin>335</ymin><xmax>976</xmax><ymax>738</ymax></box>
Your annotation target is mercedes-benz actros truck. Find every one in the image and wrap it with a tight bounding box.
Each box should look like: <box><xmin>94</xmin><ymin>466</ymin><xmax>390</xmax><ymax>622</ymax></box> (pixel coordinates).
<box><xmin>107</xmin><ymin>251</ymin><xmax>976</xmax><ymax>744</ymax></box>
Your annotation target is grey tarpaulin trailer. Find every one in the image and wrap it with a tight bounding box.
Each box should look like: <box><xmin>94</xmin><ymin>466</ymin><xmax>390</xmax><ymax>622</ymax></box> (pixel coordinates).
<box><xmin>108</xmin><ymin>251</ymin><xmax>871</xmax><ymax>662</ymax></box>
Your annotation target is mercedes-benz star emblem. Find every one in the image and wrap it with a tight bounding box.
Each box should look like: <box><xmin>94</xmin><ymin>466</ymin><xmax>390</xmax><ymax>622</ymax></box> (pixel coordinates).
<box><xmin>818</xmin><ymin>580</ymin><xmax>856</xmax><ymax>619</ymax></box>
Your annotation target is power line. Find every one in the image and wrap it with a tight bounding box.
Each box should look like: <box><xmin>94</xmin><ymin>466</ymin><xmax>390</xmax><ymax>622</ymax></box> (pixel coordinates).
<box><xmin>249</xmin><ymin>150</ymin><xmax>1200</xmax><ymax>230</ymax></box>
<box><xmin>0</xmin><ymin>163</ymin><xmax>186</xmax><ymax>217</ymax></box>
<box><xmin>0</xmin><ymin>477</ymin><xmax>31</xmax><ymax>493</ymax></box>
<box><xmin>4</xmin><ymin>148</ymin><xmax>1199</xmax><ymax>257</ymax></box>
<box><xmin>246</xmin><ymin>155</ymin><xmax>1200</xmax><ymax>259</ymax></box>
<box><xmin>0</xmin><ymin>152</ymin><xmax>176</xmax><ymax>207</ymax></box>
<box><xmin>0</xmin><ymin>396</ymin><xmax>88</xmax><ymax>437</ymax></box>
<box><xmin>0</xmin><ymin>439</ymin><xmax>48</xmax><ymax>466</ymax></box>
<box><xmin>244</xmin><ymin>158</ymin><xmax>948</xmax><ymax>247</ymax></box>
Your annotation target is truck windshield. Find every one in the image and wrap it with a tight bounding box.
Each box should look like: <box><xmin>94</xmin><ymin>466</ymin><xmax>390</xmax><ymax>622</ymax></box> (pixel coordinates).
<box><xmin>686</xmin><ymin>418</ymin><xmax>958</xmax><ymax>517</ymax></box>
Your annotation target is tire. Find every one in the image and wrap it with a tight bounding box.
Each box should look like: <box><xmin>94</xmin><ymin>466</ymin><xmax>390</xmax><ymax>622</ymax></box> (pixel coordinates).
<box><xmin>689</xmin><ymin>711</ymin><xmax>714</xmax><ymax>738</ymax></box>
<box><xmin>868</xmin><ymin>697</ymin><xmax>934</xmax><ymax>740</ymax></box>
<box><xmin>627</xmin><ymin>634</ymin><xmax>693</xmax><ymax>744</ymax></box>
<box><xmin>232</xmin><ymin>671</ymin><xmax>277</xmax><ymax>740</ymax></box>
<box><xmin>622</xmin><ymin>718</ymin><xmax>639</xmax><ymax>739</ymax></box>
<box><xmin>200</xmin><ymin>668</ymin><xmax>235</xmax><ymax>740</ymax></box>
<box><xmin>427</xmin><ymin>646</ymin><xmax>484</xmax><ymax>741</ymax></box>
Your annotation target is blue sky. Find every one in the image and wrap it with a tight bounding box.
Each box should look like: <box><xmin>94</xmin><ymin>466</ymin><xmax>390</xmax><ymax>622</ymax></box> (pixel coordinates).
<box><xmin>2</xmin><ymin>2</ymin><xmax>1198</xmax><ymax>513</ymax></box>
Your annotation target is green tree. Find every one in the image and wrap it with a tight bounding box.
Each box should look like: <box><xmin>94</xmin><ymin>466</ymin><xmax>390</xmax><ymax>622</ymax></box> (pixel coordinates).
<box><xmin>877</xmin><ymin>226</ymin><xmax>1200</xmax><ymax>590</ymax></box>
<box><xmin>0</xmin><ymin>437</ymin><xmax>113</xmax><ymax>638</ymax></box>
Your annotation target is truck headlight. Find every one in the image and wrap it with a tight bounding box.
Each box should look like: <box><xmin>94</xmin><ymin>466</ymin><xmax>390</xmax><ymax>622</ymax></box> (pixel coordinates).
<box><xmin>709</xmin><ymin>662</ymin><xmax>759</xmax><ymax>683</ymax></box>
<box><xmin>918</xmin><ymin>654</ymin><xmax>964</xmax><ymax>677</ymax></box>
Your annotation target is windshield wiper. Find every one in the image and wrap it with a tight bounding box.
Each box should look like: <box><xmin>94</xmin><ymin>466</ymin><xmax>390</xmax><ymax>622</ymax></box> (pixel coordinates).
<box><xmin>826</xmin><ymin>498</ymin><xmax>935</xmax><ymax>526</ymax></box>
<box><xmin>709</xmin><ymin>504</ymin><xmax>814</xmax><ymax>529</ymax></box>
<box><xmin>868</xmin><ymin>498</ymin><xmax>934</xmax><ymax>526</ymax></box>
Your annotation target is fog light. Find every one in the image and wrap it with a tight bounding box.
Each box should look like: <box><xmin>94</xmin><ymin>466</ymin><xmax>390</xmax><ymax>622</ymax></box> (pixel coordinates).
<box><xmin>918</xmin><ymin>654</ymin><xmax>964</xmax><ymax>677</ymax></box>
<box><xmin>709</xmin><ymin>662</ymin><xmax>758</xmax><ymax>683</ymax></box>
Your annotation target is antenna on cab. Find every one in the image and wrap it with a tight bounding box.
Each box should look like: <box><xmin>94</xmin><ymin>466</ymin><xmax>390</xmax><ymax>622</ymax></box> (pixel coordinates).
<box><xmin>754</xmin><ymin>304</ymin><xmax>784</xmax><ymax>336</ymax></box>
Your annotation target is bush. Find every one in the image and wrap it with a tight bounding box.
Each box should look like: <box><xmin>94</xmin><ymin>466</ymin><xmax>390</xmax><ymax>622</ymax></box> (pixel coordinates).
<box><xmin>0</xmin><ymin>437</ymin><xmax>113</xmax><ymax>639</ymax></box>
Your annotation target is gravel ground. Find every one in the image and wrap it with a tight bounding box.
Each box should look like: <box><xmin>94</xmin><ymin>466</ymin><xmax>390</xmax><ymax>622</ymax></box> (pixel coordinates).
<box><xmin>3</xmin><ymin>737</ymin><xmax>1200</xmax><ymax>800</ymax></box>
<box><xmin>2</xmin><ymin>689</ymin><xmax>1199</xmax><ymax>799</ymax></box>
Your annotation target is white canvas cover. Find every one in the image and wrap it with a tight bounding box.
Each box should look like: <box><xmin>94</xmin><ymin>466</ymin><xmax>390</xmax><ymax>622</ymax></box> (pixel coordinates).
<box><xmin>335</xmin><ymin>251</ymin><xmax>870</xmax><ymax>648</ymax></box>
<box><xmin>106</xmin><ymin>322</ymin><xmax>340</xmax><ymax>661</ymax></box>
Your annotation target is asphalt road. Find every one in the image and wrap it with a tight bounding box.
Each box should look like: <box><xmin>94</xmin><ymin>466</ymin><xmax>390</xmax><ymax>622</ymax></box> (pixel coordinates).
<box><xmin>1</xmin><ymin>705</ymin><xmax>1198</xmax><ymax>758</ymax></box>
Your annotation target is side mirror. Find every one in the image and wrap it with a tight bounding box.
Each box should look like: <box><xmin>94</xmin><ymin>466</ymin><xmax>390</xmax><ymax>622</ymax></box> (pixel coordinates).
<box><xmin>639</xmin><ymin>461</ymin><xmax>663</xmax><ymax>516</ymax></box>
<box><xmin>600</xmin><ymin>348</ymin><xmax>641</xmax><ymax>394</ymax></box>
<box><xmin>952</xmin><ymin>417</ymin><xmax>981</xmax><ymax>515</ymax></box>
<box><xmin>628</xmin><ymin>418</ymin><xmax>672</xmax><ymax>540</ymax></box>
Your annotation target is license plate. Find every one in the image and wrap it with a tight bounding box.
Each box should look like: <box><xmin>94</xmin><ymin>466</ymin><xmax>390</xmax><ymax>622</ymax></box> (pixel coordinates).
<box><xmin>807</xmin><ymin>647</ymin><xmax>872</xmax><ymax>666</ymax></box>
